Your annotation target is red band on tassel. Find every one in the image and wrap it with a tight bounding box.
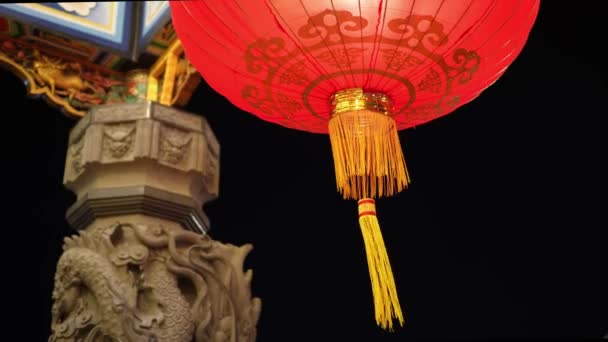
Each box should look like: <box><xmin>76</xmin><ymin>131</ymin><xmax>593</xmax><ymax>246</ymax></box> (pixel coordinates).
<box><xmin>358</xmin><ymin>199</ymin><xmax>376</xmax><ymax>205</ymax></box>
<box><xmin>358</xmin><ymin>210</ymin><xmax>377</xmax><ymax>218</ymax></box>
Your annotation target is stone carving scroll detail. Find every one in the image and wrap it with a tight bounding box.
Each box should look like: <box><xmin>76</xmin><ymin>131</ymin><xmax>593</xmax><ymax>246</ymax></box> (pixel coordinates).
<box><xmin>69</xmin><ymin>137</ymin><xmax>84</xmax><ymax>174</ymax></box>
<box><xmin>50</xmin><ymin>222</ymin><xmax>261</xmax><ymax>342</ymax></box>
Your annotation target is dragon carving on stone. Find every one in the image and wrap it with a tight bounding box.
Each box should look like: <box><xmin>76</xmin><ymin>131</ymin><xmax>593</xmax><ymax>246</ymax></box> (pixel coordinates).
<box><xmin>50</xmin><ymin>222</ymin><xmax>262</xmax><ymax>342</ymax></box>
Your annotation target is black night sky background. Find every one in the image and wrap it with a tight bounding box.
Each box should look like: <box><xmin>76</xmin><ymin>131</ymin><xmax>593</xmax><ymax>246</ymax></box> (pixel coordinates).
<box><xmin>1</xmin><ymin>1</ymin><xmax>605</xmax><ymax>341</ymax></box>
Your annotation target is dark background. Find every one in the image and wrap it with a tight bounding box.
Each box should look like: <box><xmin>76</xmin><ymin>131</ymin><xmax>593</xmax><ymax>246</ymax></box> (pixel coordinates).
<box><xmin>2</xmin><ymin>1</ymin><xmax>605</xmax><ymax>341</ymax></box>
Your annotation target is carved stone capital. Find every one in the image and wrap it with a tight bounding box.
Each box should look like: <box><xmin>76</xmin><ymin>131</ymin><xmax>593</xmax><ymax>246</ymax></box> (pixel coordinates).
<box><xmin>64</xmin><ymin>101</ymin><xmax>220</xmax><ymax>233</ymax></box>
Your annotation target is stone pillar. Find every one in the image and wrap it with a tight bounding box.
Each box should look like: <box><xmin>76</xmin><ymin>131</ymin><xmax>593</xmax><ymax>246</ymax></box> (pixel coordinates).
<box><xmin>50</xmin><ymin>101</ymin><xmax>261</xmax><ymax>342</ymax></box>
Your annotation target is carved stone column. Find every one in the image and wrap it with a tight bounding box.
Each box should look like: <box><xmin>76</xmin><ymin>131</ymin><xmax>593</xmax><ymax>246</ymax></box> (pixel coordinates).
<box><xmin>50</xmin><ymin>101</ymin><xmax>261</xmax><ymax>342</ymax></box>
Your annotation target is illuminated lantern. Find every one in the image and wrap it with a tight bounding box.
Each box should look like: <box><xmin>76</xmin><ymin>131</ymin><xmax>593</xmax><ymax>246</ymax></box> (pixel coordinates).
<box><xmin>170</xmin><ymin>0</ymin><xmax>540</xmax><ymax>330</ymax></box>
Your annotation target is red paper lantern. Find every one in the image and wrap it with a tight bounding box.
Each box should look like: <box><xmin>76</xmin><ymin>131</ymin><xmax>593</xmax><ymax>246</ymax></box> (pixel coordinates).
<box><xmin>170</xmin><ymin>0</ymin><xmax>540</xmax><ymax>330</ymax></box>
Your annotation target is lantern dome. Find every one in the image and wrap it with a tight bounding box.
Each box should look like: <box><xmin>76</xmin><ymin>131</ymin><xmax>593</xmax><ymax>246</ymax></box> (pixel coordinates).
<box><xmin>170</xmin><ymin>1</ymin><xmax>540</xmax><ymax>133</ymax></box>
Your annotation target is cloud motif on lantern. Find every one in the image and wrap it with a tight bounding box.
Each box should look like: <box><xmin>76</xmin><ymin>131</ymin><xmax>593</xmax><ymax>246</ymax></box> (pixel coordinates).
<box><xmin>57</xmin><ymin>2</ymin><xmax>96</xmax><ymax>17</ymax></box>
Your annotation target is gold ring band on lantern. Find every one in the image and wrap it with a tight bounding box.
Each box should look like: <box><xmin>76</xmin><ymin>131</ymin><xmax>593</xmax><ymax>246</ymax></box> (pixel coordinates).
<box><xmin>330</xmin><ymin>88</ymin><xmax>394</xmax><ymax>117</ymax></box>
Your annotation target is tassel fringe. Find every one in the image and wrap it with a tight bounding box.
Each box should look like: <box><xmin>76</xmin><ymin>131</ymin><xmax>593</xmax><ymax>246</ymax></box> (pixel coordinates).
<box><xmin>328</xmin><ymin>109</ymin><xmax>410</xmax><ymax>200</ymax></box>
<box><xmin>358</xmin><ymin>198</ymin><xmax>404</xmax><ymax>330</ymax></box>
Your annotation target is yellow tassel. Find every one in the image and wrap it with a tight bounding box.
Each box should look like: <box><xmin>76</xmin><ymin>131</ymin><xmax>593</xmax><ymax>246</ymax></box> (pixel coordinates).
<box><xmin>328</xmin><ymin>89</ymin><xmax>410</xmax><ymax>200</ymax></box>
<box><xmin>358</xmin><ymin>198</ymin><xmax>404</xmax><ymax>330</ymax></box>
<box><xmin>329</xmin><ymin>89</ymin><xmax>406</xmax><ymax>330</ymax></box>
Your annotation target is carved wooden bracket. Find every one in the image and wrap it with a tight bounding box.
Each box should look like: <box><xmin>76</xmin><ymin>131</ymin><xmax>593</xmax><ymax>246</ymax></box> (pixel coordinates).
<box><xmin>147</xmin><ymin>39</ymin><xmax>202</xmax><ymax>107</ymax></box>
<box><xmin>0</xmin><ymin>38</ymin><xmax>200</xmax><ymax>118</ymax></box>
